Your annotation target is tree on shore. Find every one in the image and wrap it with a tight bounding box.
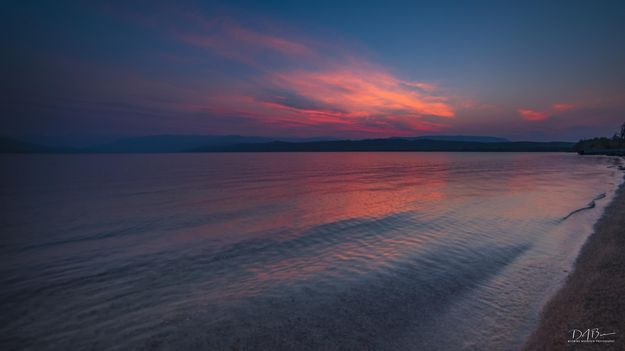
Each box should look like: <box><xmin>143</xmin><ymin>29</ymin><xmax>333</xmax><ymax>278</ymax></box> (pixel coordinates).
<box><xmin>574</xmin><ymin>122</ymin><xmax>625</xmax><ymax>153</ymax></box>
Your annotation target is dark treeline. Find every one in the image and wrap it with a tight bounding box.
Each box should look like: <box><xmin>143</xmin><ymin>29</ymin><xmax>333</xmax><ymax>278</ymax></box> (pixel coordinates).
<box><xmin>0</xmin><ymin>136</ymin><xmax>575</xmax><ymax>153</ymax></box>
<box><xmin>574</xmin><ymin>122</ymin><xmax>625</xmax><ymax>155</ymax></box>
<box><xmin>199</xmin><ymin>139</ymin><xmax>574</xmax><ymax>153</ymax></box>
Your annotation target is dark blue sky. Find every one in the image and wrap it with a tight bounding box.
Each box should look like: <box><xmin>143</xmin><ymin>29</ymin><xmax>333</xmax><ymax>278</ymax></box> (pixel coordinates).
<box><xmin>4</xmin><ymin>0</ymin><xmax>625</xmax><ymax>142</ymax></box>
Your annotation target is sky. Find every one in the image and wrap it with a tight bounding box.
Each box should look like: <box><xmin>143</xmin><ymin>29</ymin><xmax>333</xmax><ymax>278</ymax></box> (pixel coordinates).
<box><xmin>3</xmin><ymin>0</ymin><xmax>625</xmax><ymax>142</ymax></box>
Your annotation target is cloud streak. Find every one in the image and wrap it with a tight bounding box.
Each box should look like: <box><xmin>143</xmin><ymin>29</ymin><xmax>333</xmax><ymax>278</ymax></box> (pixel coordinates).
<box><xmin>178</xmin><ymin>17</ymin><xmax>316</xmax><ymax>68</ymax></box>
<box><xmin>518</xmin><ymin>103</ymin><xmax>576</xmax><ymax>121</ymax></box>
<box><xmin>173</xmin><ymin>17</ymin><xmax>454</xmax><ymax>136</ymax></box>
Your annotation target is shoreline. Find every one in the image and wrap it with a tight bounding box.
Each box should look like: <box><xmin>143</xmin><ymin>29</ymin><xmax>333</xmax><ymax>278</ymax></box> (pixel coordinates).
<box><xmin>523</xmin><ymin>168</ymin><xmax>625</xmax><ymax>350</ymax></box>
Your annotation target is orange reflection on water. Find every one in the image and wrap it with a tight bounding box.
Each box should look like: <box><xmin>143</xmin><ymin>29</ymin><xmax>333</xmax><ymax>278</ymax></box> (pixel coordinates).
<box><xmin>243</xmin><ymin>153</ymin><xmax>454</xmax><ymax>286</ymax></box>
<box><xmin>280</xmin><ymin>153</ymin><xmax>451</xmax><ymax>231</ymax></box>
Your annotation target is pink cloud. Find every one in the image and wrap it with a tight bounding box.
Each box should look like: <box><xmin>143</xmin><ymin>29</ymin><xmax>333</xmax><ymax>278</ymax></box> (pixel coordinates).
<box><xmin>400</xmin><ymin>81</ymin><xmax>438</xmax><ymax>92</ymax></box>
<box><xmin>267</xmin><ymin>67</ymin><xmax>453</xmax><ymax>118</ymax></box>
<box><xmin>551</xmin><ymin>103</ymin><xmax>576</xmax><ymax>112</ymax></box>
<box><xmin>518</xmin><ymin>103</ymin><xmax>577</xmax><ymax>121</ymax></box>
<box><xmin>518</xmin><ymin>109</ymin><xmax>549</xmax><ymax>121</ymax></box>
<box><xmin>173</xmin><ymin>17</ymin><xmax>454</xmax><ymax>135</ymax></box>
<box><xmin>177</xmin><ymin>17</ymin><xmax>317</xmax><ymax>68</ymax></box>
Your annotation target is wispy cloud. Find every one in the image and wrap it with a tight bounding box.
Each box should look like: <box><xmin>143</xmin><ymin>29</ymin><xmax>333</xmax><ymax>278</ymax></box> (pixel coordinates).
<box><xmin>551</xmin><ymin>103</ymin><xmax>576</xmax><ymax>113</ymax></box>
<box><xmin>518</xmin><ymin>103</ymin><xmax>577</xmax><ymax>121</ymax></box>
<box><xmin>171</xmin><ymin>17</ymin><xmax>454</xmax><ymax>135</ymax></box>
<box><xmin>265</xmin><ymin>68</ymin><xmax>452</xmax><ymax>118</ymax></box>
<box><xmin>177</xmin><ymin>17</ymin><xmax>316</xmax><ymax>67</ymax></box>
<box><xmin>518</xmin><ymin>109</ymin><xmax>549</xmax><ymax>121</ymax></box>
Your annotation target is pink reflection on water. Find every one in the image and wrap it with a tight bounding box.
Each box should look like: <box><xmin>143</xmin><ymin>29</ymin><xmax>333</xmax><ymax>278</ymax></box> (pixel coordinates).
<box><xmin>240</xmin><ymin>153</ymin><xmax>452</xmax><ymax>287</ymax></box>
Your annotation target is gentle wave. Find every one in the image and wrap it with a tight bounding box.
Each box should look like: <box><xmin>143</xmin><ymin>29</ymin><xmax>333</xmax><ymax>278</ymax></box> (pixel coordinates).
<box><xmin>561</xmin><ymin>192</ymin><xmax>607</xmax><ymax>221</ymax></box>
<box><xmin>1</xmin><ymin>152</ymin><xmax>622</xmax><ymax>351</ymax></box>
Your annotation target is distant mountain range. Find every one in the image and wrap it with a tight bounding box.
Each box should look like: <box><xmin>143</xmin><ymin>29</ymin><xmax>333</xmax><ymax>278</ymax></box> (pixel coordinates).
<box><xmin>85</xmin><ymin>135</ymin><xmax>276</xmax><ymax>153</ymax></box>
<box><xmin>400</xmin><ymin>135</ymin><xmax>509</xmax><ymax>143</ymax></box>
<box><xmin>0</xmin><ymin>137</ymin><xmax>75</xmax><ymax>153</ymax></box>
<box><xmin>0</xmin><ymin>135</ymin><xmax>574</xmax><ymax>153</ymax></box>
<box><xmin>195</xmin><ymin>139</ymin><xmax>573</xmax><ymax>152</ymax></box>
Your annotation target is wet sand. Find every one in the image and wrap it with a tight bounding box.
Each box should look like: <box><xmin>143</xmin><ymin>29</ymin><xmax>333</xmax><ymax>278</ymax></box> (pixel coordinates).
<box><xmin>524</xmin><ymin>174</ymin><xmax>625</xmax><ymax>350</ymax></box>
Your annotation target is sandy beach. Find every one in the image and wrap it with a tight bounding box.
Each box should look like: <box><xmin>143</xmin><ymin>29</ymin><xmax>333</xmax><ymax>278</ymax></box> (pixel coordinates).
<box><xmin>524</xmin><ymin>172</ymin><xmax>625</xmax><ymax>350</ymax></box>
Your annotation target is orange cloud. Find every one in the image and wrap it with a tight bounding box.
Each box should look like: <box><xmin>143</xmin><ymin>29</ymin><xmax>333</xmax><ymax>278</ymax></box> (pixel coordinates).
<box><xmin>518</xmin><ymin>103</ymin><xmax>577</xmax><ymax>121</ymax></box>
<box><xmin>176</xmin><ymin>18</ymin><xmax>454</xmax><ymax>135</ymax></box>
<box><xmin>518</xmin><ymin>109</ymin><xmax>549</xmax><ymax>121</ymax></box>
<box><xmin>266</xmin><ymin>67</ymin><xmax>453</xmax><ymax>119</ymax></box>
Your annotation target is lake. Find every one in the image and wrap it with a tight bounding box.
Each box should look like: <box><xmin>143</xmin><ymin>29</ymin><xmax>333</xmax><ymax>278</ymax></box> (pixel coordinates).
<box><xmin>0</xmin><ymin>152</ymin><xmax>622</xmax><ymax>350</ymax></box>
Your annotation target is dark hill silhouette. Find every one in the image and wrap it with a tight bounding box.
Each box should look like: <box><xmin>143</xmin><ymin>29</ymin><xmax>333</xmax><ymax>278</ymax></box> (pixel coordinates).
<box><xmin>1</xmin><ymin>135</ymin><xmax>574</xmax><ymax>153</ymax></box>
<box><xmin>407</xmin><ymin>135</ymin><xmax>509</xmax><ymax>143</ymax></box>
<box><xmin>86</xmin><ymin>135</ymin><xmax>276</xmax><ymax>153</ymax></box>
<box><xmin>84</xmin><ymin>135</ymin><xmax>341</xmax><ymax>153</ymax></box>
<box><xmin>0</xmin><ymin>137</ymin><xmax>74</xmax><ymax>153</ymax></box>
<box><xmin>193</xmin><ymin>138</ymin><xmax>573</xmax><ymax>152</ymax></box>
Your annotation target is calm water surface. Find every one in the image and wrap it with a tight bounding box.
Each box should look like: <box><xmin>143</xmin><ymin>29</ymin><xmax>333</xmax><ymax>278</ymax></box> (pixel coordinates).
<box><xmin>0</xmin><ymin>152</ymin><xmax>623</xmax><ymax>350</ymax></box>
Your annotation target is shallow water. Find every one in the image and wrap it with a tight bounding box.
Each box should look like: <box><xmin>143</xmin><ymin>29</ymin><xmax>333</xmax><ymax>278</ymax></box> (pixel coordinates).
<box><xmin>0</xmin><ymin>152</ymin><xmax>622</xmax><ymax>350</ymax></box>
